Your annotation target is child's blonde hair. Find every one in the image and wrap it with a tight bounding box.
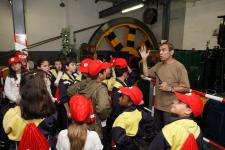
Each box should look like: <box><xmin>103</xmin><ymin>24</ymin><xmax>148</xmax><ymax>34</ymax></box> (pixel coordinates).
<box><xmin>68</xmin><ymin>123</ymin><xmax>88</xmax><ymax>150</ymax></box>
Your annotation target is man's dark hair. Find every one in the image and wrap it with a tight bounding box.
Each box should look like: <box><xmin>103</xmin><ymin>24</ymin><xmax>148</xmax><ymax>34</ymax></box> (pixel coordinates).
<box><xmin>160</xmin><ymin>41</ymin><xmax>174</xmax><ymax>51</ymax></box>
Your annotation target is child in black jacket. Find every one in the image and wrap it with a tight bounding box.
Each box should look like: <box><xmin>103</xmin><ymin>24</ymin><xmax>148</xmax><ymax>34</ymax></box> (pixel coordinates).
<box><xmin>149</xmin><ymin>92</ymin><xmax>204</xmax><ymax>150</ymax></box>
<box><xmin>112</xmin><ymin>86</ymin><xmax>156</xmax><ymax>150</ymax></box>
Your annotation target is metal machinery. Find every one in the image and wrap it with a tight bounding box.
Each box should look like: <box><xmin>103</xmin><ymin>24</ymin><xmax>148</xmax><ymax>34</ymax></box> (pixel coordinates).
<box><xmin>86</xmin><ymin>17</ymin><xmax>158</xmax><ymax>59</ymax></box>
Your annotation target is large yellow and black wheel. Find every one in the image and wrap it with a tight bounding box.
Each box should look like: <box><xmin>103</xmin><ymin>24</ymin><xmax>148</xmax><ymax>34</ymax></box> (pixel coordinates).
<box><xmin>88</xmin><ymin>17</ymin><xmax>158</xmax><ymax>58</ymax></box>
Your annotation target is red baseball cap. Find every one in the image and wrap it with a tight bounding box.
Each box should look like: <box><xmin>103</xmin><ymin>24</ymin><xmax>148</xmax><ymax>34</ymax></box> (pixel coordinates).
<box><xmin>80</xmin><ymin>58</ymin><xmax>92</xmax><ymax>73</ymax></box>
<box><xmin>69</xmin><ymin>94</ymin><xmax>95</xmax><ymax>123</ymax></box>
<box><xmin>109</xmin><ymin>57</ymin><xmax>116</xmax><ymax>67</ymax></box>
<box><xmin>119</xmin><ymin>86</ymin><xmax>144</xmax><ymax>105</ymax></box>
<box><xmin>88</xmin><ymin>60</ymin><xmax>111</xmax><ymax>76</ymax></box>
<box><xmin>175</xmin><ymin>92</ymin><xmax>204</xmax><ymax>117</ymax></box>
<box><xmin>8</xmin><ymin>57</ymin><xmax>21</xmax><ymax>65</ymax></box>
<box><xmin>112</xmin><ymin>58</ymin><xmax>128</xmax><ymax>69</ymax></box>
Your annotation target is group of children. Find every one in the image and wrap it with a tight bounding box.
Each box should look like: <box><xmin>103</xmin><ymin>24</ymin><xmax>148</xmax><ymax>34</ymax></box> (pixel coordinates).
<box><xmin>1</xmin><ymin>52</ymin><xmax>204</xmax><ymax>150</ymax></box>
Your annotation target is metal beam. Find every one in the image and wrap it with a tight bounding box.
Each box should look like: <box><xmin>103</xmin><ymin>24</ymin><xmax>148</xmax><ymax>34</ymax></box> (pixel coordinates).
<box><xmin>161</xmin><ymin>0</ymin><xmax>171</xmax><ymax>40</ymax></box>
<box><xmin>11</xmin><ymin>0</ymin><xmax>27</xmax><ymax>50</ymax></box>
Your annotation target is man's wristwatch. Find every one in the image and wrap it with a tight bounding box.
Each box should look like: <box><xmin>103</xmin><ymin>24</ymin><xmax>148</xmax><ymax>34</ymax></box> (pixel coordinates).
<box><xmin>170</xmin><ymin>86</ymin><xmax>174</xmax><ymax>93</ymax></box>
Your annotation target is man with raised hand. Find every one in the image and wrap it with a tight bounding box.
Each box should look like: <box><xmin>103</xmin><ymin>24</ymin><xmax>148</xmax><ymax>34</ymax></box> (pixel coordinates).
<box><xmin>139</xmin><ymin>41</ymin><xmax>190</xmax><ymax>130</ymax></box>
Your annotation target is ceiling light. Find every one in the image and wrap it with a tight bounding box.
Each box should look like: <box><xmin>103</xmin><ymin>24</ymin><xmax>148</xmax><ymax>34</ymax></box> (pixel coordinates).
<box><xmin>121</xmin><ymin>3</ymin><xmax>144</xmax><ymax>14</ymax></box>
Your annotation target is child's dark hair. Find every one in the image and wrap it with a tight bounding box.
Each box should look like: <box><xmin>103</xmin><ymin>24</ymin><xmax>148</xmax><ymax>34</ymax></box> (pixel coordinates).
<box><xmin>53</xmin><ymin>57</ymin><xmax>62</xmax><ymax>63</ymax></box>
<box><xmin>63</xmin><ymin>57</ymin><xmax>76</xmax><ymax>69</ymax></box>
<box><xmin>52</xmin><ymin>58</ymin><xmax>63</xmax><ymax>71</ymax></box>
<box><xmin>8</xmin><ymin>63</ymin><xmax>23</xmax><ymax>80</ymax></box>
<box><xmin>36</xmin><ymin>58</ymin><xmax>49</xmax><ymax>68</ymax></box>
<box><xmin>19</xmin><ymin>70</ymin><xmax>56</xmax><ymax>120</ymax></box>
<box><xmin>115</xmin><ymin>67</ymin><xmax>128</xmax><ymax>77</ymax></box>
<box><xmin>89</xmin><ymin>69</ymin><xmax>105</xmax><ymax>79</ymax></box>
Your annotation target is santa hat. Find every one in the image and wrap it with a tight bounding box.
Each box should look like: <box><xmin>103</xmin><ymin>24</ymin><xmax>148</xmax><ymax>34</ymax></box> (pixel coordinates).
<box><xmin>15</xmin><ymin>51</ymin><xmax>28</xmax><ymax>62</ymax></box>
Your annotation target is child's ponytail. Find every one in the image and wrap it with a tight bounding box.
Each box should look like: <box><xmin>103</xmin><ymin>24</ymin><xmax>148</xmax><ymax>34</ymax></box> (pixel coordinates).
<box><xmin>68</xmin><ymin>123</ymin><xmax>88</xmax><ymax>150</ymax></box>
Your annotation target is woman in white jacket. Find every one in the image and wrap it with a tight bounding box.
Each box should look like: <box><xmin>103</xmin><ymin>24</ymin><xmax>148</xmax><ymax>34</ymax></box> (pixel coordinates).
<box><xmin>4</xmin><ymin>57</ymin><xmax>23</xmax><ymax>104</ymax></box>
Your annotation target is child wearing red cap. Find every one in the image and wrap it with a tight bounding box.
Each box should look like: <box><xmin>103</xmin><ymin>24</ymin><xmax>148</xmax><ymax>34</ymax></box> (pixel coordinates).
<box><xmin>110</xmin><ymin>57</ymin><xmax>140</xmax><ymax>118</ymax></box>
<box><xmin>4</xmin><ymin>57</ymin><xmax>23</xmax><ymax>104</ymax></box>
<box><xmin>112</xmin><ymin>86</ymin><xmax>156</xmax><ymax>150</ymax></box>
<box><xmin>107</xmin><ymin>58</ymin><xmax>140</xmax><ymax>148</ymax></box>
<box><xmin>149</xmin><ymin>92</ymin><xmax>204</xmax><ymax>150</ymax></box>
<box><xmin>79</xmin><ymin>58</ymin><xmax>92</xmax><ymax>80</ymax></box>
<box><xmin>56</xmin><ymin>94</ymin><xmax>103</xmax><ymax>150</ymax></box>
<box><xmin>67</xmin><ymin>59</ymin><xmax>112</xmax><ymax>149</ymax></box>
<box><xmin>67</xmin><ymin>59</ymin><xmax>111</xmax><ymax>140</ymax></box>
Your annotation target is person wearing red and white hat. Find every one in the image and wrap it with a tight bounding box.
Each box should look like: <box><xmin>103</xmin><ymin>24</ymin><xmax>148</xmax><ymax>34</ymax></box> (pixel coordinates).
<box><xmin>67</xmin><ymin>59</ymin><xmax>111</xmax><ymax>140</ymax></box>
<box><xmin>4</xmin><ymin>57</ymin><xmax>23</xmax><ymax>104</ymax></box>
<box><xmin>110</xmin><ymin>58</ymin><xmax>130</xmax><ymax>117</ymax></box>
<box><xmin>105</xmin><ymin>58</ymin><xmax>142</xmax><ymax>150</ymax></box>
<box><xmin>79</xmin><ymin>58</ymin><xmax>93</xmax><ymax>80</ymax></box>
<box><xmin>112</xmin><ymin>86</ymin><xmax>156</xmax><ymax>150</ymax></box>
<box><xmin>56</xmin><ymin>94</ymin><xmax>103</xmax><ymax>150</ymax></box>
<box><xmin>149</xmin><ymin>92</ymin><xmax>204</xmax><ymax>150</ymax></box>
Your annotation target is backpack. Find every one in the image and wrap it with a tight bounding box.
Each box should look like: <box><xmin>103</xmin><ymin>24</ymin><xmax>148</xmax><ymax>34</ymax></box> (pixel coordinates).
<box><xmin>181</xmin><ymin>132</ymin><xmax>199</xmax><ymax>150</ymax></box>
<box><xmin>18</xmin><ymin>123</ymin><xmax>50</xmax><ymax>150</ymax></box>
<box><xmin>70</xmin><ymin>94</ymin><xmax>96</xmax><ymax>124</ymax></box>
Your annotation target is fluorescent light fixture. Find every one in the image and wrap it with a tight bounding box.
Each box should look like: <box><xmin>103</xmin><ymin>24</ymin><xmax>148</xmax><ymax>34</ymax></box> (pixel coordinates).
<box><xmin>122</xmin><ymin>3</ymin><xmax>144</xmax><ymax>14</ymax></box>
